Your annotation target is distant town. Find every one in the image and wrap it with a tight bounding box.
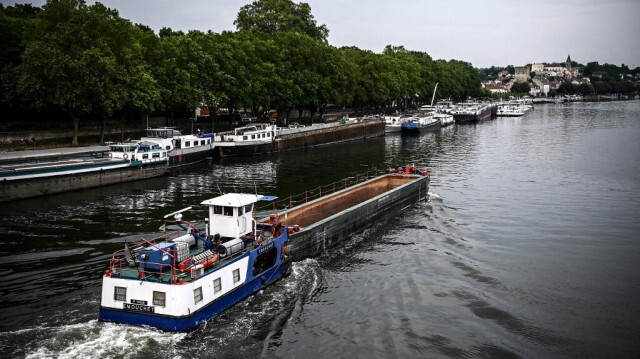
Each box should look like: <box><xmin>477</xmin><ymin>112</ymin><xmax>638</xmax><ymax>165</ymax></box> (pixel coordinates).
<box><xmin>480</xmin><ymin>55</ymin><xmax>640</xmax><ymax>98</ymax></box>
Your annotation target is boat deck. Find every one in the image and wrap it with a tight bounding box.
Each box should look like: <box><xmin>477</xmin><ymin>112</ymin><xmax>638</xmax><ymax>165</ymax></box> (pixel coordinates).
<box><xmin>0</xmin><ymin>157</ymin><xmax>118</xmax><ymax>175</ymax></box>
<box><xmin>109</xmin><ymin>231</ymin><xmax>277</xmax><ymax>284</ymax></box>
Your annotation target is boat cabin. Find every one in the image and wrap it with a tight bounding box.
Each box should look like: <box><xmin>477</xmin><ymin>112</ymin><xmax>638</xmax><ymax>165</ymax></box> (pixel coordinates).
<box><xmin>141</xmin><ymin>128</ymin><xmax>213</xmax><ymax>151</ymax></box>
<box><xmin>213</xmin><ymin>124</ymin><xmax>276</xmax><ymax>143</ymax></box>
<box><xmin>201</xmin><ymin>193</ymin><xmax>261</xmax><ymax>240</ymax></box>
<box><xmin>108</xmin><ymin>142</ymin><xmax>168</xmax><ymax>164</ymax></box>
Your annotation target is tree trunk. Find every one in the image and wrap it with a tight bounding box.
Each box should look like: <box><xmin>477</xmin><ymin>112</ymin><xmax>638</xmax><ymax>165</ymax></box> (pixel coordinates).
<box><xmin>71</xmin><ymin>112</ymin><xmax>79</xmax><ymax>146</ymax></box>
<box><xmin>99</xmin><ymin>113</ymin><xmax>107</xmax><ymax>144</ymax></box>
<box><xmin>319</xmin><ymin>103</ymin><xmax>327</xmax><ymax>121</ymax></box>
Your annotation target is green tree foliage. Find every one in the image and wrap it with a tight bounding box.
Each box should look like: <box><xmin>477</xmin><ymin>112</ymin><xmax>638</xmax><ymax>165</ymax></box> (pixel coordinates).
<box><xmin>235</xmin><ymin>0</ymin><xmax>328</xmax><ymax>43</ymax></box>
<box><xmin>2</xmin><ymin>0</ymin><xmax>493</xmax><ymax>140</ymax></box>
<box><xmin>8</xmin><ymin>0</ymin><xmax>158</xmax><ymax>144</ymax></box>
<box><xmin>511</xmin><ymin>82</ymin><xmax>530</xmax><ymax>94</ymax></box>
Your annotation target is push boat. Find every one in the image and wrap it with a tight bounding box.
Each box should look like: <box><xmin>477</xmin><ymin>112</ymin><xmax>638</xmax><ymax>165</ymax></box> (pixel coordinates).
<box><xmin>99</xmin><ymin>193</ymin><xmax>294</xmax><ymax>331</ymax></box>
<box><xmin>99</xmin><ymin>165</ymin><xmax>429</xmax><ymax>330</ymax></box>
<box><xmin>0</xmin><ymin>142</ymin><xmax>168</xmax><ymax>202</ymax></box>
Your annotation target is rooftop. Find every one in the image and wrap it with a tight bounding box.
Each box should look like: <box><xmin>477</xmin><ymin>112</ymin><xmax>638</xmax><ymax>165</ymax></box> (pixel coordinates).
<box><xmin>201</xmin><ymin>193</ymin><xmax>263</xmax><ymax>207</ymax></box>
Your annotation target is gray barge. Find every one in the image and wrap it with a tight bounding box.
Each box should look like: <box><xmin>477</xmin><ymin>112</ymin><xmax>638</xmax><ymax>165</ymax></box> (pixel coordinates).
<box><xmin>259</xmin><ymin>169</ymin><xmax>429</xmax><ymax>260</ymax></box>
<box><xmin>0</xmin><ymin>142</ymin><xmax>168</xmax><ymax>202</ymax></box>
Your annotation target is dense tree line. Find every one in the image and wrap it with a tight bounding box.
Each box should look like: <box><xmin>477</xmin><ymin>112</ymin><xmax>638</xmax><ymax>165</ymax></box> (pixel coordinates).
<box><xmin>1</xmin><ymin>0</ymin><xmax>484</xmax><ymax>144</ymax></box>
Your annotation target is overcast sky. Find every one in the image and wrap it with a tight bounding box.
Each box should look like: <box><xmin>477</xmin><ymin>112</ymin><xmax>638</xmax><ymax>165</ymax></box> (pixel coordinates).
<box><xmin>2</xmin><ymin>0</ymin><xmax>639</xmax><ymax>69</ymax></box>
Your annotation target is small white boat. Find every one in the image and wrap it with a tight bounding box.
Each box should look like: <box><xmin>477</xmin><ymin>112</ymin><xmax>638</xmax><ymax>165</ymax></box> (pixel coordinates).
<box><xmin>497</xmin><ymin>104</ymin><xmax>525</xmax><ymax>117</ymax></box>
<box><xmin>432</xmin><ymin>113</ymin><xmax>454</xmax><ymax>126</ymax></box>
<box><xmin>384</xmin><ymin>115</ymin><xmax>404</xmax><ymax>133</ymax></box>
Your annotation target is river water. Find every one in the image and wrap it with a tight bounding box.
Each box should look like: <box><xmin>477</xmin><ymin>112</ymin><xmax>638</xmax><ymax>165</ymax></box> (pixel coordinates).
<box><xmin>1</xmin><ymin>101</ymin><xmax>639</xmax><ymax>358</ymax></box>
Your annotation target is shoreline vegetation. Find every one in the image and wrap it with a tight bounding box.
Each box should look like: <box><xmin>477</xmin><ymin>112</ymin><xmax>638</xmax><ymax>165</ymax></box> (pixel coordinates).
<box><xmin>0</xmin><ymin>0</ymin><xmax>484</xmax><ymax>148</ymax></box>
<box><xmin>1</xmin><ymin>0</ymin><xmax>638</xmax><ymax>150</ymax></box>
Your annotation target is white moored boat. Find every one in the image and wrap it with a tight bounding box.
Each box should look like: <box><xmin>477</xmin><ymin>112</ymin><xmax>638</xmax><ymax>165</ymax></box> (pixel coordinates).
<box><xmin>497</xmin><ymin>103</ymin><xmax>525</xmax><ymax>117</ymax></box>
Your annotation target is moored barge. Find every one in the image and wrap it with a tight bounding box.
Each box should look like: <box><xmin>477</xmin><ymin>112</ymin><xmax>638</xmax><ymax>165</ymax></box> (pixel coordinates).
<box><xmin>0</xmin><ymin>142</ymin><xmax>168</xmax><ymax>202</ymax></box>
<box><xmin>213</xmin><ymin>118</ymin><xmax>385</xmax><ymax>157</ymax></box>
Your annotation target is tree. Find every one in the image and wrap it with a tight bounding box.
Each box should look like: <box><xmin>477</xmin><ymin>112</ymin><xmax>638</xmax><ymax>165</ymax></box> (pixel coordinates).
<box><xmin>511</xmin><ymin>82</ymin><xmax>530</xmax><ymax>94</ymax></box>
<box><xmin>557</xmin><ymin>82</ymin><xmax>575</xmax><ymax>95</ymax></box>
<box><xmin>11</xmin><ymin>0</ymin><xmax>101</xmax><ymax>145</ymax></box>
<box><xmin>234</xmin><ymin>0</ymin><xmax>328</xmax><ymax>43</ymax></box>
<box><xmin>10</xmin><ymin>0</ymin><xmax>157</xmax><ymax>144</ymax></box>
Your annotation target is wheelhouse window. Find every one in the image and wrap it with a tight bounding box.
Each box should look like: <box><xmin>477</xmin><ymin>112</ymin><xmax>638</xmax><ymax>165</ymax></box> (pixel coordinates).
<box><xmin>233</xmin><ymin>268</ymin><xmax>241</xmax><ymax>283</ymax></box>
<box><xmin>243</xmin><ymin>135</ymin><xmax>248</xmax><ymax>141</ymax></box>
<box><xmin>153</xmin><ymin>291</ymin><xmax>166</xmax><ymax>307</ymax></box>
<box><xmin>142</xmin><ymin>154</ymin><xmax>149</xmax><ymax>159</ymax></box>
<box><xmin>185</xmin><ymin>141</ymin><xmax>191</xmax><ymax>147</ymax></box>
<box><xmin>223</xmin><ymin>207</ymin><xmax>233</xmax><ymax>216</ymax></box>
<box><xmin>251</xmin><ymin>134</ymin><xmax>256</xmax><ymax>139</ymax></box>
<box><xmin>114</xmin><ymin>286</ymin><xmax>126</xmax><ymax>302</ymax></box>
<box><xmin>213</xmin><ymin>206</ymin><xmax>222</xmax><ymax>215</ymax></box>
<box><xmin>152</xmin><ymin>152</ymin><xmax>160</xmax><ymax>158</ymax></box>
<box><xmin>194</xmin><ymin>287</ymin><xmax>203</xmax><ymax>303</ymax></box>
<box><xmin>238</xmin><ymin>206</ymin><xmax>244</xmax><ymax>215</ymax></box>
<box><xmin>213</xmin><ymin>278</ymin><xmax>222</xmax><ymax>294</ymax></box>
<box><xmin>245</xmin><ymin>204</ymin><xmax>253</xmax><ymax>214</ymax></box>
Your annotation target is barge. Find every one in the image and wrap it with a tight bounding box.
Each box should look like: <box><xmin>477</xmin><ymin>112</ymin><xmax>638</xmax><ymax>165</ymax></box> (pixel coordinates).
<box><xmin>98</xmin><ymin>166</ymin><xmax>429</xmax><ymax>331</ymax></box>
<box><xmin>453</xmin><ymin>102</ymin><xmax>495</xmax><ymax>122</ymax></box>
<box><xmin>213</xmin><ymin>118</ymin><xmax>385</xmax><ymax>157</ymax></box>
<box><xmin>401</xmin><ymin>115</ymin><xmax>441</xmax><ymax>134</ymax></box>
<box><xmin>0</xmin><ymin>142</ymin><xmax>168</xmax><ymax>202</ymax></box>
<box><xmin>260</xmin><ymin>167</ymin><xmax>430</xmax><ymax>260</ymax></box>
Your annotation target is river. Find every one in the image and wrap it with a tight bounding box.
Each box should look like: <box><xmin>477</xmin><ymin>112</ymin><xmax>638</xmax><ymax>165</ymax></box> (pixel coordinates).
<box><xmin>1</xmin><ymin>101</ymin><xmax>639</xmax><ymax>358</ymax></box>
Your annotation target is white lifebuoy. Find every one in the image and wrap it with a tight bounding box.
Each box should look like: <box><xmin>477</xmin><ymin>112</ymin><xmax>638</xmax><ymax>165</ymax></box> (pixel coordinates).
<box><xmin>123</xmin><ymin>153</ymin><xmax>128</xmax><ymax>160</ymax></box>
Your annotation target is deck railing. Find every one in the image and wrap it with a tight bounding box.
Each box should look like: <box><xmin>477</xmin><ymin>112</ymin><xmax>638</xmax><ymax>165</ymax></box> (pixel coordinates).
<box><xmin>254</xmin><ymin>168</ymin><xmax>385</xmax><ymax>213</ymax></box>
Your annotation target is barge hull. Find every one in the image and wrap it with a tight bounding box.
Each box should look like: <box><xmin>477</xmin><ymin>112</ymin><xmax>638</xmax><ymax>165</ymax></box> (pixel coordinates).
<box><xmin>168</xmin><ymin>146</ymin><xmax>214</xmax><ymax>167</ymax></box>
<box><xmin>216</xmin><ymin>120</ymin><xmax>385</xmax><ymax>157</ymax></box>
<box><xmin>272</xmin><ymin>174</ymin><xmax>429</xmax><ymax>260</ymax></box>
<box><xmin>0</xmin><ymin>164</ymin><xmax>167</xmax><ymax>202</ymax></box>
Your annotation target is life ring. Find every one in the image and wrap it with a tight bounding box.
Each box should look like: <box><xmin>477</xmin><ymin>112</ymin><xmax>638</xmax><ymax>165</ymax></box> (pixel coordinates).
<box><xmin>123</xmin><ymin>153</ymin><xmax>128</xmax><ymax>160</ymax></box>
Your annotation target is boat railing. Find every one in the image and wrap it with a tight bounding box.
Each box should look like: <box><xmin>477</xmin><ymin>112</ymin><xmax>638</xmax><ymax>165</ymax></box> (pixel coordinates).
<box><xmin>106</xmin><ymin>230</ymin><xmax>185</xmax><ymax>284</ymax></box>
<box><xmin>255</xmin><ymin>169</ymin><xmax>385</xmax><ymax>212</ymax></box>
<box><xmin>254</xmin><ymin>167</ymin><xmax>426</xmax><ymax>213</ymax></box>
